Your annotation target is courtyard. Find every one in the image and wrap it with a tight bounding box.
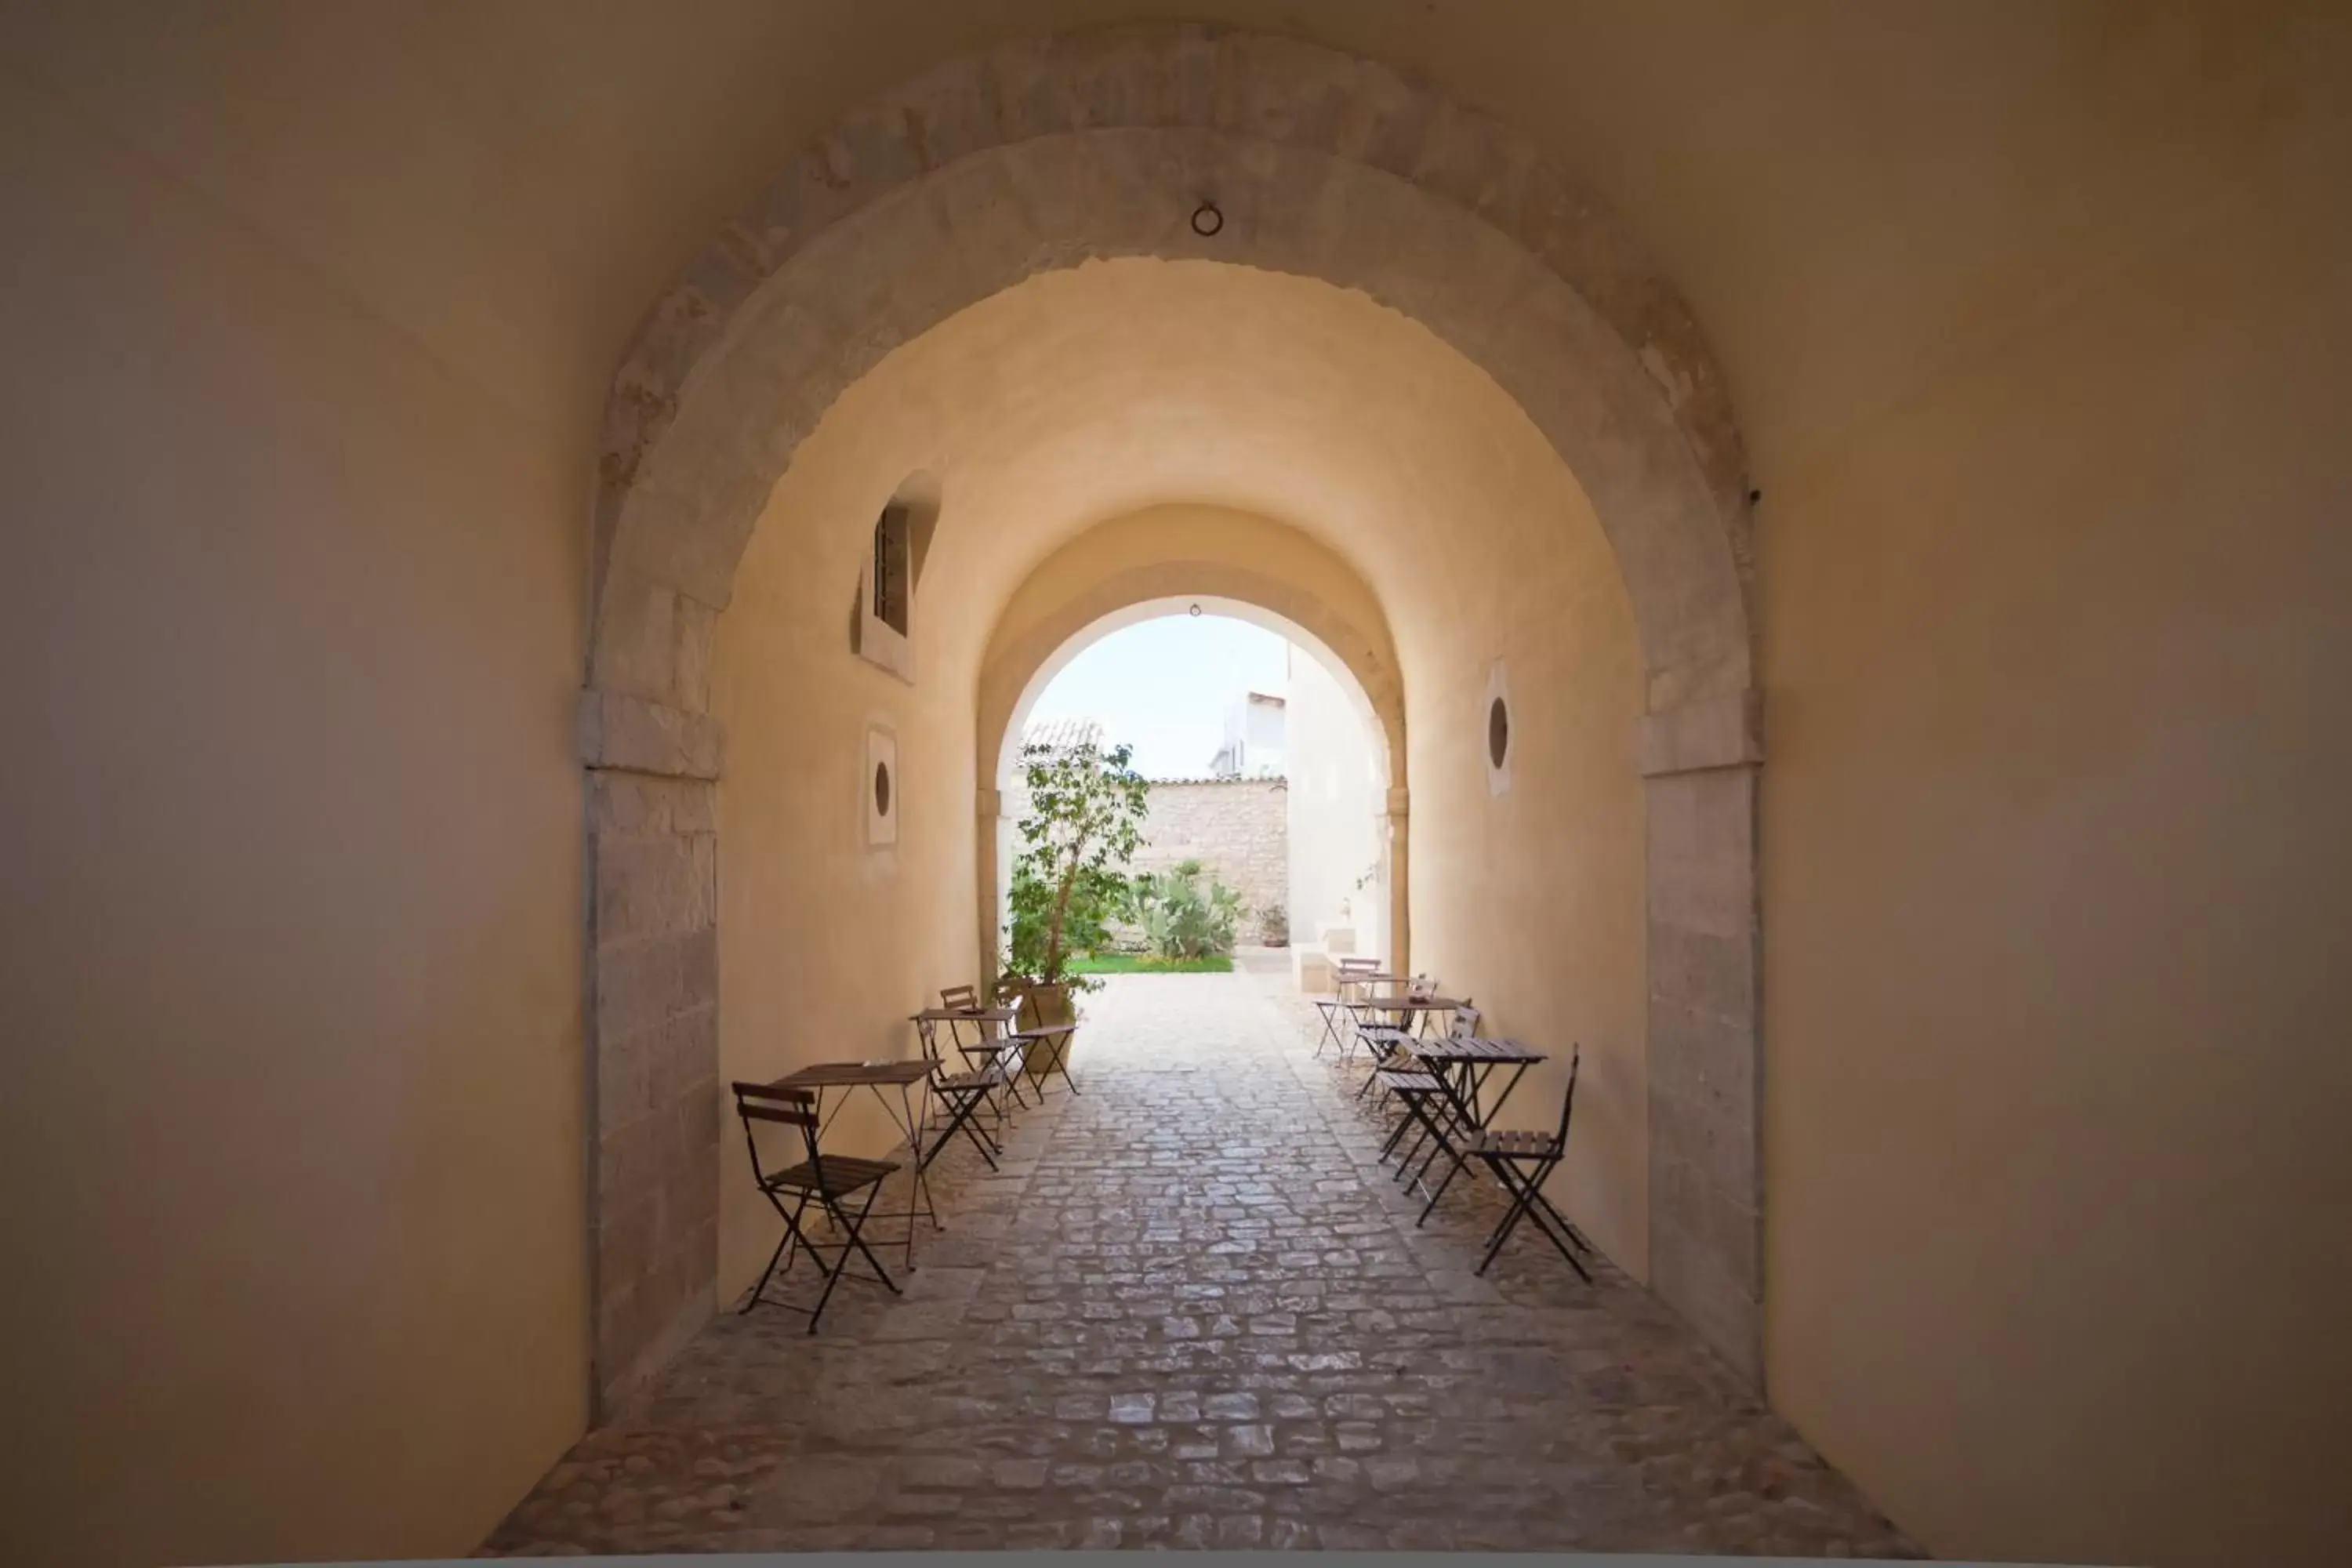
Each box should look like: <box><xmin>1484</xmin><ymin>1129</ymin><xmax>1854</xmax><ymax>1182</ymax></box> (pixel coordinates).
<box><xmin>485</xmin><ymin>967</ymin><xmax>1912</xmax><ymax>1557</ymax></box>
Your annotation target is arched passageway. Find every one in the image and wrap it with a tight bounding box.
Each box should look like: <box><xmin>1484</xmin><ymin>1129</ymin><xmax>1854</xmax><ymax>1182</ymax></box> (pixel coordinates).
<box><xmin>581</xmin><ymin>28</ymin><xmax>1761</xmax><ymax>1419</ymax></box>
<box><xmin>13</xmin><ymin>5</ymin><xmax>2347</xmax><ymax>1563</ymax></box>
<box><xmin>975</xmin><ymin>507</ymin><xmax>1408</xmax><ymax>989</ymax></box>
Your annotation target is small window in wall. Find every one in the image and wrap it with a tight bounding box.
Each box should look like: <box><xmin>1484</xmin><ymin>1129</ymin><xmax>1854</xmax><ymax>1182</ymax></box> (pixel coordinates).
<box><xmin>872</xmin><ymin>504</ymin><xmax>911</xmax><ymax>637</ymax></box>
<box><xmin>851</xmin><ymin>478</ymin><xmax>938</xmax><ymax>683</ymax></box>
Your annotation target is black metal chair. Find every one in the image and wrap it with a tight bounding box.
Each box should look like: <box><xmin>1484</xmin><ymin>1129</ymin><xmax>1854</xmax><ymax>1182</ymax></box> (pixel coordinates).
<box><xmin>730</xmin><ymin>1080</ymin><xmax>903</xmax><ymax>1330</ymax></box>
<box><xmin>1353</xmin><ymin>975</ymin><xmax>1437</xmax><ymax>1101</ymax></box>
<box><xmin>1374</xmin><ymin>1004</ymin><xmax>1478</xmax><ymax>1189</ymax></box>
<box><xmin>942</xmin><ymin>984</ymin><xmax>1033</xmax><ymax>1110</ymax></box>
<box><xmin>1010</xmin><ymin>1022</ymin><xmax>1079</xmax><ymax>1096</ymax></box>
<box><xmin>1459</xmin><ymin>1047</ymin><xmax>1595</xmax><ymax>1279</ymax></box>
<box><xmin>913</xmin><ymin>1014</ymin><xmax>1009</xmax><ymax>1171</ymax></box>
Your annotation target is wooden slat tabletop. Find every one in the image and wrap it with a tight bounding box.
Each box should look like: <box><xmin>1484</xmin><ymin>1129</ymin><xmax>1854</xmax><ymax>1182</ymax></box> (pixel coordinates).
<box><xmin>1410</xmin><ymin>1036</ymin><xmax>1547</xmax><ymax>1064</ymax></box>
<box><xmin>910</xmin><ymin>1007</ymin><xmax>1018</xmax><ymax>1024</ymax></box>
<box><xmin>769</xmin><ymin>1058</ymin><xmax>935</xmax><ymax>1087</ymax></box>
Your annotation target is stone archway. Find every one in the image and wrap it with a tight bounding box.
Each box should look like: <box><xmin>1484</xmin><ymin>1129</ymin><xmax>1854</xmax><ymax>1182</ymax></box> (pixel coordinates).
<box><xmin>974</xmin><ymin>505</ymin><xmax>1410</xmax><ymax>994</ymax></box>
<box><xmin>580</xmin><ymin>25</ymin><xmax>1766</xmax><ymax>1410</ymax></box>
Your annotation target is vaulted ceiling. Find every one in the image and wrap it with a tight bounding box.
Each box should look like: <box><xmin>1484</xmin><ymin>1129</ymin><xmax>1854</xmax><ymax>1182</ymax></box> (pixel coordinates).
<box><xmin>8</xmin><ymin>0</ymin><xmax>2331</xmax><ymax>496</ymax></box>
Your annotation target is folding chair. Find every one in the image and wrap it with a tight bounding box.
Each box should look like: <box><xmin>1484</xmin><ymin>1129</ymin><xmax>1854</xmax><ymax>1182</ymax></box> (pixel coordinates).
<box><xmin>1353</xmin><ymin>974</ymin><xmax>1436</xmax><ymax>1100</ymax></box>
<box><xmin>941</xmin><ymin>984</ymin><xmax>1033</xmax><ymax>1110</ymax></box>
<box><xmin>1316</xmin><ymin>957</ymin><xmax>1381</xmax><ymax>1058</ymax></box>
<box><xmin>1374</xmin><ymin>1004</ymin><xmax>1478</xmax><ymax>1182</ymax></box>
<box><xmin>913</xmin><ymin>1015</ymin><xmax>1008</xmax><ymax>1172</ymax></box>
<box><xmin>731</xmin><ymin>1081</ymin><xmax>903</xmax><ymax>1330</ymax></box>
<box><xmin>1460</xmin><ymin>1046</ymin><xmax>1595</xmax><ymax>1279</ymax></box>
<box><xmin>1332</xmin><ymin>960</ymin><xmax>1396</xmax><ymax>1065</ymax></box>
<box><xmin>1011</xmin><ymin>1021</ymin><xmax>1080</xmax><ymax>1096</ymax></box>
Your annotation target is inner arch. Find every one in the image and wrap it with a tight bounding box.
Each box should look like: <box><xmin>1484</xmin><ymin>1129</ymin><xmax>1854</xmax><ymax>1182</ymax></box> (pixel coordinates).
<box><xmin>1001</xmin><ymin>597</ymin><xmax>1390</xmax><ymax>792</ymax></box>
<box><xmin>993</xmin><ymin>596</ymin><xmax>1396</xmax><ymax>976</ymax></box>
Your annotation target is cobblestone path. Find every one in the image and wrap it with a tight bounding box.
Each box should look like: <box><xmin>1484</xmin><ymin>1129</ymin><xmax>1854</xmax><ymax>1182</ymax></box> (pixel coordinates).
<box><xmin>485</xmin><ymin>970</ymin><xmax>1915</xmax><ymax>1556</ymax></box>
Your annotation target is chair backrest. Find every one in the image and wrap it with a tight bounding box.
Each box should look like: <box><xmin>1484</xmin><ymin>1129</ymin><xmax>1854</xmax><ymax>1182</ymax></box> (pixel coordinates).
<box><xmin>1551</xmin><ymin>1046</ymin><xmax>1582</xmax><ymax>1148</ymax></box>
<box><xmin>939</xmin><ymin>983</ymin><xmax>980</xmax><ymax>1011</ymax></box>
<box><xmin>731</xmin><ymin>1081</ymin><xmax>821</xmax><ymax>1181</ymax></box>
<box><xmin>1407</xmin><ymin>973</ymin><xmax>1438</xmax><ymax>1000</ymax></box>
<box><xmin>1449</xmin><ymin>1003</ymin><xmax>1481</xmax><ymax>1040</ymax></box>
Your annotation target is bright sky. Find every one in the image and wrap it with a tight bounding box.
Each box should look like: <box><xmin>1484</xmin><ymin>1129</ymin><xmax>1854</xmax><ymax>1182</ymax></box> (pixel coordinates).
<box><xmin>1025</xmin><ymin>614</ymin><xmax>1288</xmax><ymax>779</ymax></box>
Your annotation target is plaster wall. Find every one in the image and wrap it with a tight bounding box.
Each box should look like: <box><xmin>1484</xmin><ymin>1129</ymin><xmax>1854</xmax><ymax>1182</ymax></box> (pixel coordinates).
<box><xmin>1286</xmin><ymin>644</ymin><xmax>1384</xmax><ymax>960</ymax></box>
<box><xmin>1757</xmin><ymin>60</ymin><xmax>2352</xmax><ymax>1564</ymax></box>
<box><xmin>0</xmin><ymin>73</ymin><xmax>588</xmax><ymax>1567</ymax></box>
<box><xmin>706</xmin><ymin>406</ymin><xmax>984</xmax><ymax>1309</ymax></box>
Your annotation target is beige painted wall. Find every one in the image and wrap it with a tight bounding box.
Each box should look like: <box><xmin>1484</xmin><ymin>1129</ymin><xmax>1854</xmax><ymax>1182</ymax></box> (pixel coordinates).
<box><xmin>707</xmin><ymin>413</ymin><xmax>983</xmax><ymax>1305</ymax></box>
<box><xmin>1285</xmin><ymin>644</ymin><xmax>1384</xmax><ymax>960</ymax></box>
<box><xmin>0</xmin><ymin>73</ymin><xmax>588</xmax><ymax>1567</ymax></box>
<box><xmin>1759</xmin><ymin>43</ymin><xmax>2352</xmax><ymax>1563</ymax></box>
<box><xmin>1392</xmin><ymin>456</ymin><xmax>1650</xmax><ymax>1278</ymax></box>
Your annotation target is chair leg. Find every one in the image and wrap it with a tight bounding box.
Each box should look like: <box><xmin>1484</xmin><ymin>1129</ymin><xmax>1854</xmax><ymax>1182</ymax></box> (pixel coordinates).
<box><xmin>1480</xmin><ymin>1158</ymin><xmax>1590</xmax><ymax>1280</ymax></box>
<box><xmin>1415</xmin><ymin>1112</ymin><xmax>1479</xmax><ymax>1224</ymax></box>
<box><xmin>1519</xmin><ymin>1180</ymin><xmax>1596</xmax><ymax>1261</ymax></box>
<box><xmin>922</xmin><ymin>1089</ymin><xmax>1000</xmax><ymax>1172</ymax></box>
<box><xmin>745</xmin><ymin>1190</ymin><xmax>815</xmax><ymax>1310</ymax></box>
<box><xmin>817</xmin><ymin>1180</ymin><xmax>902</xmax><ymax>1301</ymax></box>
<box><xmin>1476</xmin><ymin>1164</ymin><xmax>1539</xmax><ymax>1275</ymax></box>
<box><xmin>1377</xmin><ymin>1103</ymin><xmax>1417</xmax><ymax>1160</ymax></box>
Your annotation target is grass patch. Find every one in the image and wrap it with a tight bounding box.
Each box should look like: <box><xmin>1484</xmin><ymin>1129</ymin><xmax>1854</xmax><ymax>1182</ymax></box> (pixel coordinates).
<box><xmin>1065</xmin><ymin>952</ymin><xmax>1235</xmax><ymax>975</ymax></box>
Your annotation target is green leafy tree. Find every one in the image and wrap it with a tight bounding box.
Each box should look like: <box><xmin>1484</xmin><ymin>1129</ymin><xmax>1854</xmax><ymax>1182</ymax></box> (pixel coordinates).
<box><xmin>1002</xmin><ymin>739</ymin><xmax>1151</xmax><ymax>991</ymax></box>
<box><xmin>1131</xmin><ymin>858</ymin><xmax>1247</xmax><ymax>961</ymax></box>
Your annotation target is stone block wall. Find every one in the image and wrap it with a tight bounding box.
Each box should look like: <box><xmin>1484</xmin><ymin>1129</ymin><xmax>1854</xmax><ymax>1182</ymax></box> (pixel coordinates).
<box><xmin>1134</xmin><ymin>779</ymin><xmax>1289</xmax><ymax>945</ymax></box>
<box><xmin>581</xmin><ymin>718</ymin><xmax>724</xmax><ymax>1417</ymax></box>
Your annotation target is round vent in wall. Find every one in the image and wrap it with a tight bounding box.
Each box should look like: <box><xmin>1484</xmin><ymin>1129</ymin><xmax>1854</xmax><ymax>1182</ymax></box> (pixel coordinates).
<box><xmin>865</xmin><ymin>725</ymin><xmax>899</xmax><ymax>847</ymax></box>
<box><xmin>1483</xmin><ymin>661</ymin><xmax>1512</xmax><ymax>797</ymax></box>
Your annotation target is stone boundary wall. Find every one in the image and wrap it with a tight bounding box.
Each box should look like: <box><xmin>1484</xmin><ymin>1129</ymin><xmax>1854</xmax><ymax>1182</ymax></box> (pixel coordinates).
<box><xmin>1134</xmin><ymin>779</ymin><xmax>1289</xmax><ymax>946</ymax></box>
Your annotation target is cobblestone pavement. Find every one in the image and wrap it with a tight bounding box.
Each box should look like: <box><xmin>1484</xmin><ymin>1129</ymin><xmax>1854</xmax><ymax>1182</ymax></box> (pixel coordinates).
<box><xmin>485</xmin><ymin>970</ymin><xmax>1917</xmax><ymax>1556</ymax></box>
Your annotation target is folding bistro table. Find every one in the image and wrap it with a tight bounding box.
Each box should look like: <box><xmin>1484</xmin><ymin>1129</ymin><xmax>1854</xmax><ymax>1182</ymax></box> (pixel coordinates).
<box><xmin>1397</xmin><ymin>1035</ymin><xmax>1548</xmax><ymax>1221</ymax></box>
<box><xmin>764</xmin><ymin>1057</ymin><xmax>939</xmax><ymax>1266</ymax></box>
<box><xmin>1356</xmin><ymin>993</ymin><xmax>1473</xmax><ymax>1039</ymax></box>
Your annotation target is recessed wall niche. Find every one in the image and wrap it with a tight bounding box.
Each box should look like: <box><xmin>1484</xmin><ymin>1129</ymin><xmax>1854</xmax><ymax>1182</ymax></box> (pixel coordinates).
<box><xmin>850</xmin><ymin>474</ymin><xmax>942</xmax><ymax>682</ymax></box>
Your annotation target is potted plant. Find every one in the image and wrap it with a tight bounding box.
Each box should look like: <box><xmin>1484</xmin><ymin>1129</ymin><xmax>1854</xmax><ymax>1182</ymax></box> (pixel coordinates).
<box><xmin>998</xmin><ymin>736</ymin><xmax>1150</xmax><ymax>1081</ymax></box>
